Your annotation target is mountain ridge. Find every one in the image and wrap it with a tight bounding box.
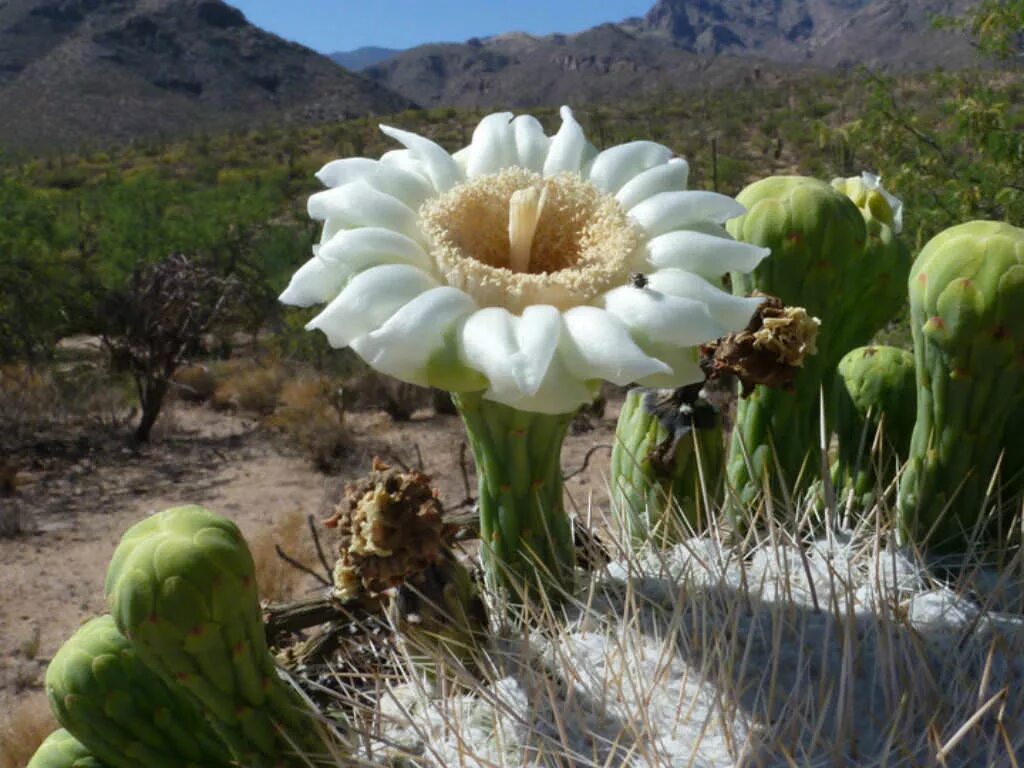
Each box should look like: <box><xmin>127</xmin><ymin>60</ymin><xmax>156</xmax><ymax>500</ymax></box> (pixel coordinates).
<box><xmin>0</xmin><ymin>0</ymin><xmax>413</xmax><ymax>153</ymax></box>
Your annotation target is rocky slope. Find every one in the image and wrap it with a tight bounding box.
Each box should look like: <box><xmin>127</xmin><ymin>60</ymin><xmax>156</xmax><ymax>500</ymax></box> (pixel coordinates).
<box><xmin>366</xmin><ymin>0</ymin><xmax>982</xmax><ymax>108</ymax></box>
<box><xmin>0</xmin><ymin>0</ymin><xmax>412</xmax><ymax>153</ymax></box>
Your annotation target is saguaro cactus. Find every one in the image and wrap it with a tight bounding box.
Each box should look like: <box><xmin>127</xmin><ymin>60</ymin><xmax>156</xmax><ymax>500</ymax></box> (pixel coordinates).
<box><xmin>833</xmin><ymin>345</ymin><xmax>916</xmax><ymax>510</ymax></box>
<box><xmin>610</xmin><ymin>384</ymin><xmax>724</xmax><ymax>545</ymax></box>
<box><xmin>725</xmin><ymin>176</ymin><xmax>867</xmax><ymax>508</ymax></box>
<box><xmin>27</xmin><ymin>730</ymin><xmax>107</xmax><ymax>768</ymax></box>
<box><xmin>898</xmin><ymin>221</ymin><xmax>1024</xmax><ymax>551</ymax></box>
<box><xmin>104</xmin><ymin>505</ymin><xmax>333</xmax><ymax>767</ymax></box>
<box><xmin>44</xmin><ymin>615</ymin><xmax>232</xmax><ymax>768</ymax></box>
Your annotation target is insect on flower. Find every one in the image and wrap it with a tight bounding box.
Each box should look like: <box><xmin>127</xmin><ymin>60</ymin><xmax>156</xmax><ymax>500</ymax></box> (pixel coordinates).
<box><xmin>629</xmin><ymin>271</ymin><xmax>649</xmax><ymax>289</ymax></box>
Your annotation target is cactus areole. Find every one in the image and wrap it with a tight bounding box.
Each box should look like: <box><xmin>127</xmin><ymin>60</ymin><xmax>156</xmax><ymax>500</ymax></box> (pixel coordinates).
<box><xmin>280</xmin><ymin>107</ymin><xmax>767</xmax><ymax>606</ymax></box>
<box><xmin>898</xmin><ymin>221</ymin><xmax>1024</xmax><ymax>552</ymax></box>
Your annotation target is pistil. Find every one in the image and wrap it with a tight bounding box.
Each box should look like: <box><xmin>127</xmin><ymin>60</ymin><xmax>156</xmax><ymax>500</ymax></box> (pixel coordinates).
<box><xmin>508</xmin><ymin>186</ymin><xmax>547</xmax><ymax>274</ymax></box>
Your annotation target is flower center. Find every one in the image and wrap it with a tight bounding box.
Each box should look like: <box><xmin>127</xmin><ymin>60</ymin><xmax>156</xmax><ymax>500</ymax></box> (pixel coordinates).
<box><xmin>419</xmin><ymin>168</ymin><xmax>640</xmax><ymax>313</ymax></box>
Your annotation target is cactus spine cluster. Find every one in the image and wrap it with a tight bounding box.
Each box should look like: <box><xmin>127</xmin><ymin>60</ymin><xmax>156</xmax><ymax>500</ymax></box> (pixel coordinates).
<box><xmin>103</xmin><ymin>505</ymin><xmax>332</xmax><ymax>767</ymax></box>
<box><xmin>44</xmin><ymin>615</ymin><xmax>232</xmax><ymax>768</ymax></box>
<box><xmin>833</xmin><ymin>346</ymin><xmax>916</xmax><ymax>510</ymax></box>
<box><xmin>610</xmin><ymin>385</ymin><xmax>724</xmax><ymax>545</ymax></box>
<box><xmin>898</xmin><ymin>221</ymin><xmax>1024</xmax><ymax>551</ymax></box>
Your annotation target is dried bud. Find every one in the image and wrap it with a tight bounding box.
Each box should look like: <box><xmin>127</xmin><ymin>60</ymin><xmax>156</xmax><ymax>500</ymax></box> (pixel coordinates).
<box><xmin>700</xmin><ymin>293</ymin><xmax>820</xmax><ymax>396</ymax></box>
<box><xmin>330</xmin><ymin>458</ymin><xmax>446</xmax><ymax>603</ymax></box>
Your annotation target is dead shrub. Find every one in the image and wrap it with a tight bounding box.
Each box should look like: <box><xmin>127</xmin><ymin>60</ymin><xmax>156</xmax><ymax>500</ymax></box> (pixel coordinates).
<box><xmin>0</xmin><ymin>694</ymin><xmax>56</xmax><ymax>768</ymax></box>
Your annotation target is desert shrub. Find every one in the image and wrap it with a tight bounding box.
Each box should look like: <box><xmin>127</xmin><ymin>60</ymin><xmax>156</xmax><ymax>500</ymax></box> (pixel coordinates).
<box><xmin>210</xmin><ymin>359</ymin><xmax>287</xmax><ymax>414</ymax></box>
<box><xmin>267</xmin><ymin>374</ymin><xmax>348</xmax><ymax>471</ymax></box>
<box><xmin>171</xmin><ymin>364</ymin><xmax>217</xmax><ymax>403</ymax></box>
<box><xmin>341</xmin><ymin>371</ymin><xmax>430</xmax><ymax>421</ymax></box>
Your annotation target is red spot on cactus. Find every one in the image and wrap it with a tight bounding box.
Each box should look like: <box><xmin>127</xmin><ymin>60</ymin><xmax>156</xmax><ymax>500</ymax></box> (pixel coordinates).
<box><xmin>786</xmin><ymin>232</ymin><xmax>801</xmax><ymax>243</ymax></box>
<box><xmin>188</xmin><ymin>624</ymin><xmax>205</xmax><ymax>637</ymax></box>
<box><xmin>499</xmin><ymin>483</ymin><xmax>511</xmax><ymax>493</ymax></box>
<box><xmin>147</xmin><ymin>614</ymin><xmax>160</xmax><ymax>625</ymax></box>
<box><xmin>232</xmin><ymin>641</ymin><xmax>246</xmax><ymax>657</ymax></box>
<box><xmin>917</xmin><ymin>272</ymin><xmax>928</xmax><ymax>286</ymax></box>
<box><xmin>993</xmin><ymin>325</ymin><xmax>1009</xmax><ymax>340</ymax></box>
<box><xmin>959</xmin><ymin>278</ymin><xmax>972</xmax><ymax>288</ymax></box>
<box><xmin>928</xmin><ymin>316</ymin><xmax>946</xmax><ymax>330</ymax></box>
<box><xmin>532</xmin><ymin>479</ymin><xmax>544</xmax><ymax>489</ymax></box>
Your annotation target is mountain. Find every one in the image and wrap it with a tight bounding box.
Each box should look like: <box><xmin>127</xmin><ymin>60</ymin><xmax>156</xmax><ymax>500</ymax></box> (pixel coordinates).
<box><xmin>329</xmin><ymin>46</ymin><xmax>402</xmax><ymax>71</ymax></box>
<box><xmin>0</xmin><ymin>0</ymin><xmax>413</xmax><ymax>153</ymax></box>
<box><xmin>366</xmin><ymin>0</ymin><xmax>982</xmax><ymax>109</ymax></box>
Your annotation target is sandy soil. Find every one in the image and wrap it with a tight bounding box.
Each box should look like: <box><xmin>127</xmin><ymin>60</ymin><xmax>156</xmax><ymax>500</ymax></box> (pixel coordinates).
<box><xmin>0</xmin><ymin>397</ymin><xmax>618</xmax><ymax>710</ymax></box>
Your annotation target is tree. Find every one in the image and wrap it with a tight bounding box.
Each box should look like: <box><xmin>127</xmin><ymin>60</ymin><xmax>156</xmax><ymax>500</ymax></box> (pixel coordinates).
<box><xmin>99</xmin><ymin>253</ymin><xmax>238</xmax><ymax>443</ymax></box>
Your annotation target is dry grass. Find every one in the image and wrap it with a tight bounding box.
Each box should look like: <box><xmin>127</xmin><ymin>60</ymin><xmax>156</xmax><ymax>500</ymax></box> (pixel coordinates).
<box><xmin>250</xmin><ymin>506</ymin><xmax>330</xmax><ymax>604</ymax></box>
<box><xmin>0</xmin><ymin>694</ymin><xmax>55</xmax><ymax>768</ymax></box>
<box><xmin>210</xmin><ymin>358</ymin><xmax>288</xmax><ymax>415</ymax></box>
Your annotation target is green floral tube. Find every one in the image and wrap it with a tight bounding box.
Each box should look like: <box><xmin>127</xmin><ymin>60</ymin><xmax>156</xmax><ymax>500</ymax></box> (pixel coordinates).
<box><xmin>453</xmin><ymin>391</ymin><xmax>574</xmax><ymax>607</ymax></box>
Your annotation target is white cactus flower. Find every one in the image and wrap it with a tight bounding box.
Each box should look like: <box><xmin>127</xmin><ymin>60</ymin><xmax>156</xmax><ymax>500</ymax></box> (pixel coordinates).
<box><xmin>859</xmin><ymin>171</ymin><xmax>904</xmax><ymax>234</ymax></box>
<box><xmin>281</xmin><ymin>106</ymin><xmax>768</xmax><ymax>414</ymax></box>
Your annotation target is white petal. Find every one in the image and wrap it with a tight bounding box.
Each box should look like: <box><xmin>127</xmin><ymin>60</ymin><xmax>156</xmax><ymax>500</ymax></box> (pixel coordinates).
<box><xmin>615</xmin><ymin>159</ymin><xmax>689</xmax><ymax>211</ymax></box>
<box><xmin>587</xmin><ymin>141</ymin><xmax>673</xmax><ymax>195</ymax></box>
<box><xmin>629</xmin><ymin>191</ymin><xmax>747</xmax><ymax>238</ymax></box>
<box><xmin>279</xmin><ymin>255</ymin><xmax>345</xmax><ymax>307</ymax></box>
<box><xmin>307</xmin><ymin>180</ymin><xmax>426</xmax><ymax>246</ymax></box>
<box><xmin>635</xmin><ymin>343</ymin><xmax>705</xmax><ymax>388</ymax></box>
<box><xmin>647</xmin><ymin>270</ymin><xmax>764</xmax><ymax>332</ymax></box>
<box><xmin>466</xmin><ymin>112</ymin><xmax>515</xmax><ymax>178</ymax></box>
<box><xmin>306</xmin><ymin>264</ymin><xmax>438</xmax><ymax>348</ymax></box>
<box><xmin>379</xmin><ymin>149</ymin><xmax>432</xmax><ymax>182</ymax></box>
<box><xmin>644</xmin><ymin>231</ymin><xmax>769</xmax><ymax>279</ymax></box>
<box><xmin>560</xmin><ymin>306</ymin><xmax>671</xmax><ymax>384</ymax></box>
<box><xmin>315</xmin><ymin>158</ymin><xmax>434</xmax><ymax>209</ymax></box>
<box><xmin>600</xmin><ymin>285</ymin><xmax>727</xmax><ymax>346</ymax></box>
<box><xmin>459</xmin><ymin>305</ymin><xmax>561</xmax><ymax>400</ymax></box>
<box><xmin>512</xmin><ymin>115</ymin><xmax>550</xmax><ymax>172</ymax></box>
<box><xmin>494</xmin><ymin>353</ymin><xmax>594</xmax><ymax>415</ymax></box>
<box><xmin>543</xmin><ymin>106</ymin><xmax>589</xmax><ymax>177</ymax></box>
<box><xmin>379</xmin><ymin>124</ymin><xmax>463</xmax><ymax>193</ymax></box>
<box><xmin>350</xmin><ymin>286</ymin><xmax>477</xmax><ymax>384</ymax></box>
<box><xmin>318</xmin><ymin>227</ymin><xmax>437</xmax><ymax>279</ymax></box>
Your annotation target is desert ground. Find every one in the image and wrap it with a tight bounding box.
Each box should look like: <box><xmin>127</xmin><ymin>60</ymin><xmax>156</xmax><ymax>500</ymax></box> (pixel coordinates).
<box><xmin>0</xmin><ymin>392</ymin><xmax>619</xmax><ymax>713</ymax></box>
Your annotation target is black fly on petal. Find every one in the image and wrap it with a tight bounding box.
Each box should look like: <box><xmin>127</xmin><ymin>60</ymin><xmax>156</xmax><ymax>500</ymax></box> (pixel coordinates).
<box><xmin>629</xmin><ymin>272</ymin><xmax>649</xmax><ymax>289</ymax></box>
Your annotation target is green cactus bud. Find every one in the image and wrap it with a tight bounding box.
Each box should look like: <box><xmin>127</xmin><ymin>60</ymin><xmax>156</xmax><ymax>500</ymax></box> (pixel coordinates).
<box><xmin>830</xmin><ymin>173</ymin><xmax>912</xmax><ymax>357</ymax></box>
<box><xmin>104</xmin><ymin>505</ymin><xmax>335</xmax><ymax>767</ymax></box>
<box><xmin>392</xmin><ymin>549</ymin><xmax>490</xmax><ymax>684</ymax></box>
<box><xmin>43</xmin><ymin>616</ymin><xmax>231</xmax><ymax>768</ymax></box>
<box><xmin>725</xmin><ymin>176</ymin><xmax>868</xmax><ymax>512</ymax></box>
<box><xmin>833</xmin><ymin>345</ymin><xmax>916</xmax><ymax>511</ymax></box>
<box><xmin>898</xmin><ymin>221</ymin><xmax>1024</xmax><ymax>552</ymax></box>
<box><xmin>26</xmin><ymin>729</ymin><xmax>108</xmax><ymax>768</ymax></box>
<box><xmin>610</xmin><ymin>384</ymin><xmax>724</xmax><ymax>545</ymax></box>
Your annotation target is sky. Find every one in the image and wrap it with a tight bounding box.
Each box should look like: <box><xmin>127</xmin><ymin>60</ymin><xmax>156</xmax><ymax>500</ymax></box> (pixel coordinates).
<box><xmin>229</xmin><ymin>1</ymin><xmax>654</xmax><ymax>54</ymax></box>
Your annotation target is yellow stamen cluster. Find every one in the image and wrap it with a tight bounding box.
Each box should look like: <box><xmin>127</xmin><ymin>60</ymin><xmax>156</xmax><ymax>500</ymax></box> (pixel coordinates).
<box><xmin>420</xmin><ymin>168</ymin><xmax>640</xmax><ymax>313</ymax></box>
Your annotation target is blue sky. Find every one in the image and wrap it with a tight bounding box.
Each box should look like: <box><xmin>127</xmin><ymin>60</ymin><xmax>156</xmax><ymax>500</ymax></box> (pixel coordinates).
<box><xmin>229</xmin><ymin>1</ymin><xmax>654</xmax><ymax>53</ymax></box>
